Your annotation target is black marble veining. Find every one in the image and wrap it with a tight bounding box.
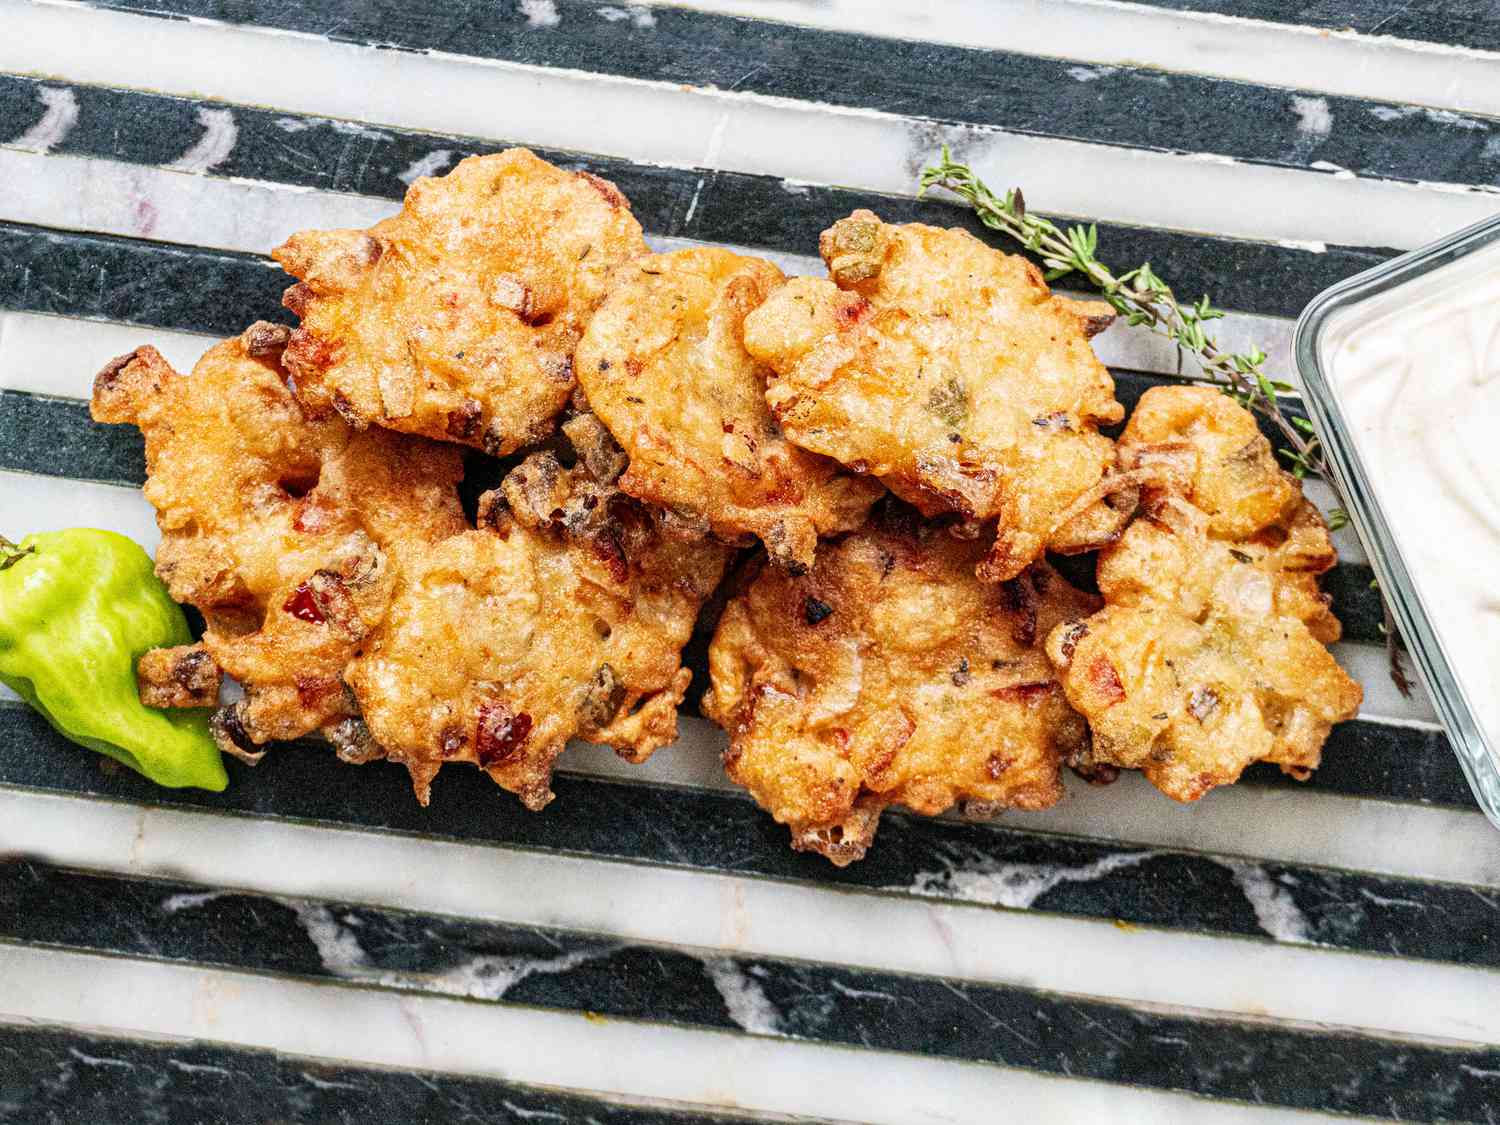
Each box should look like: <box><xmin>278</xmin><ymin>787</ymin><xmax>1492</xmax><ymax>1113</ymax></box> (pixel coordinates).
<box><xmin>71</xmin><ymin>0</ymin><xmax>1500</xmax><ymax>189</ymax></box>
<box><xmin>0</xmin><ymin>76</ymin><xmax>1398</xmax><ymax>320</ymax></box>
<box><xmin>2</xmin><ymin>859</ymin><xmax>1498</xmax><ymax>1122</ymax></box>
<box><xmin>0</xmin><ymin>1022</ymin><xmax>784</xmax><ymax>1125</ymax></box>
<box><xmin>0</xmin><ymin>703</ymin><xmax>1492</xmax><ymax>969</ymax></box>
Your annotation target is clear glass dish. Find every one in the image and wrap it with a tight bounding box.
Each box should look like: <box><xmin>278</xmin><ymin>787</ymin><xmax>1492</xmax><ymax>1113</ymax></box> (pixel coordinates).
<box><xmin>1295</xmin><ymin>211</ymin><xmax>1500</xmax><ymax>828</ymax></box>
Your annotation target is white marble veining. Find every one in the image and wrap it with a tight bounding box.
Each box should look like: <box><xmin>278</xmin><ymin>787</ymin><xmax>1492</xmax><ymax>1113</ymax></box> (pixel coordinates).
<box><xmin>5</xmin><ymin>1</ymin><xmax>1499</xmax><ymax>249</ymax></box>
<box><xmin>6</xmin><ymin>787</ymin><xmax>1500</xmax><ymax>1045</ymax></box>
<box><xmin>0</xmin><ymin>946</ymin><xmax>1348</xmax><ymax>1125</ymax></box>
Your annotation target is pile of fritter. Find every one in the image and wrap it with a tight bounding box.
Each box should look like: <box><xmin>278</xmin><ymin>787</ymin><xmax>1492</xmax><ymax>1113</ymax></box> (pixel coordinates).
<box><xmin>93</xmin><ymin>149</ymin><xmax>1361</xmax><ymax>861</ymax></box>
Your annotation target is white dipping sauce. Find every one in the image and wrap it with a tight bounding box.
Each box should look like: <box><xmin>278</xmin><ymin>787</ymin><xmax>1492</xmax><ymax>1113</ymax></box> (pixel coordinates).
<box><xmin>1327</xmin><ymin>242</ymin><xmax>1500</xmax><ymax>747</ymax></box>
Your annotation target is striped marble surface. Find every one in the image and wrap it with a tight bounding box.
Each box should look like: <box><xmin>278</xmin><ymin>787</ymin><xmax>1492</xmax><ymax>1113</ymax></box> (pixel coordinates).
<box><xmin>2</xmin><ymin>1</ymin><xmax>1500</xmax><ymax>1122</ymax></box>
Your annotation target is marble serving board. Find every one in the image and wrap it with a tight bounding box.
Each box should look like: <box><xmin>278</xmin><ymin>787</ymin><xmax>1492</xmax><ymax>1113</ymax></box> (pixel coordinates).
<box><xmin>3</xmin><ymin>2</ymin><xmax>1500</xmax><ymax>1122</ymax></box>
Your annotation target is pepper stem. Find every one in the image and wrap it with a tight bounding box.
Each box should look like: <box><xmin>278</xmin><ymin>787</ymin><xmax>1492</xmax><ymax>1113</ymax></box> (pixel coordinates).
<box><xmin>0</xmin><ymin>534</ymin><xmax>34</xmax><ymax>571</ymax></box>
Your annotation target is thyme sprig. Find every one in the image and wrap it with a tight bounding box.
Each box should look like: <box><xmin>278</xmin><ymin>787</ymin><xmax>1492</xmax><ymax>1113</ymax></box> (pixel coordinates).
<box><xmin>916</xmin><ymin>147</ymin><xmax>1416</xmax><ymax>690</ymax></box>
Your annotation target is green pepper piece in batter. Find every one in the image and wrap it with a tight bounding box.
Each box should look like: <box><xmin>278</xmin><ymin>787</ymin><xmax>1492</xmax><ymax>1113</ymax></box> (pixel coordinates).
<box><xmin>0</xmin><ymin>529</ymin><xmax>228</xmax><ymax>791</ymax></box>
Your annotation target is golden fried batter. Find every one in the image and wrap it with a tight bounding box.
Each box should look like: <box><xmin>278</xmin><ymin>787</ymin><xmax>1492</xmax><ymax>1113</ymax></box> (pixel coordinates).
<box><xmin>576</xmin><ymin>247</ymin><xmax>883</xmax><ymax>571</ymax></box>
<box><xmin>91</xmin><ymin>324</ymin><xmax>466</xmax><ymax>756</ymax></box>
<box><xmin>136</xmin><ymin>643</ymin><xmax>221</xmax><ymax>710</ymax></box>
<box><xmin>346</xmin><ymin>444</ymin><xmax>730</xmax><ymax>810</ymax></box>
<box><xmin>274</xmin><ymin>149</ymin><xmax>648</xmax><ymax>454</ymax></box>
<box><xmin>741</xmin><ymin>210</ymin><xmax>1126</xmax><ymax>583</ymax></box>
<box><xmin>1044</xmin><ymin>386</ymin><xmax>1362</xmax><ymax>801</ymax></box>
<box><xmin>703</xmin><ymin>507</ymin><xmax>1098</xmax><ymax>865</ymax></box>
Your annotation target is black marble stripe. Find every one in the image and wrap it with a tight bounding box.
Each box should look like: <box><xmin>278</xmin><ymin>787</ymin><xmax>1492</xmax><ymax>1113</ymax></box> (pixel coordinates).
<box><xmin>0</xmin><ymin>222</ymin><xmax>290</xmax><ymax>338</ymax></box>
<box><xmin>0</xmin><ymin>704</ymin><xmax>1491</xmax><ymax>969</ymax></box>
<box><xmin>0</xmin><ymin>390</ymin><xmax>146</xmax><ymax>487</ymax></box>
<box><xmin>74</xmin><ymin>0</ymin><xmax>1500</xmax><ymax>190</ymax></box>
<box><xmin>0</xmin><ymin>1021</ymin><xmax>785</xmax><ymax>1125</ymax></box>
<box><xmin>0</xmin><ymin>382</ymin><xmax>1383</xmax><ymax>648</ymax></box>
<box><xmin>0</xmin><ymin>75</ymin><xmax>1398</xmax><ymax>319</ymax></box>
<box><xmin>1249</xmin><ymin>717</ymin><xmax>1472</xmax><ymax>808</ymax></box>
<box><xmin>3</xmin><ymin>859</ymin><xmax>1498</xmax><ymax>1123</ymax></box>
<box><xmin>1124</xmin><ymin>0</ymin><xmax>1500</xmax><ymax>53</ymax></box>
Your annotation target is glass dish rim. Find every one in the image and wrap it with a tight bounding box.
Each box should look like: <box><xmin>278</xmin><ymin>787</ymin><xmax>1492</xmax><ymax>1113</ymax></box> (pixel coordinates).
<box><xmin>1293</xmin><ymin>210</ymin><xmax>1500</xmax><ymax>830</ymax></box>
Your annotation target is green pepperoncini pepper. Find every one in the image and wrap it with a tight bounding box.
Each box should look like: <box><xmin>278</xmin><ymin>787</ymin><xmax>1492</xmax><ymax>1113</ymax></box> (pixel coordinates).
<box><xmin>0</xmin><ymin>529</ymin><xmax>227</xmax><ymax>791</ymax></box>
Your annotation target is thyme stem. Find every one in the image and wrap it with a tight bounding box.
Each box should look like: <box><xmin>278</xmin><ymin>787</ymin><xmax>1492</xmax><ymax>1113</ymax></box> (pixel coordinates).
<box><xmin>0</xmin><ymin>535</ymin><xmax>34</xmax><ymax>572</ymax></box>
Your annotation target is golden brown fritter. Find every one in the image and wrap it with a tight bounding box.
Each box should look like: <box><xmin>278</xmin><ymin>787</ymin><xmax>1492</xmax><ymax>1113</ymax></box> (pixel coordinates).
<box><xmin>345</xmin><ymin>446</ymin><xmax>730</xmax><ymax>810</ymax></box>
<box><xmin>576</xmin><ymin>247</ymin><xmax>883</xmax><ymax>572</ymax></box>
<box><xmin>274</xmin><ymin>149</ymin><xmax>648</xmax><ymax>455</ymax></box>
<box><xmin>136</xmin><ymin>644</ymin><xmax>221</xmax><ymax>710</ymax></box>
<box><xmin>1115</xmin><ymin>380</ymin><xmax>1301</xmax><ymax>540</ymax></box>
<box><xmin>91</xmin><ymin>324</ymin><xmax>467</xmax><ymax>756</ymax></box>
<box><xmin>703</xmin><ymin>508</ymin><xmax>1098</xmax><ymax>866</ymax></box>
<box><xmin>741</xmin><ymin>209</ymin><xmax>1126</xmax><ymax>583</ymax></box>
<box><xmin>1044</xmin><ymin>386</ymin><xmax>1362</xmax><ymax>801</ymax></box>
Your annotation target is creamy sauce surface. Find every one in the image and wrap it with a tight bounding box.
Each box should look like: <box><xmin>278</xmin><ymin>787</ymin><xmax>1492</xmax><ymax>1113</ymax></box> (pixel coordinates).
<box><xmin>1328</xmin><ymin>245</ymin><xmax>1500</xmax><ymax>747</ymax></box>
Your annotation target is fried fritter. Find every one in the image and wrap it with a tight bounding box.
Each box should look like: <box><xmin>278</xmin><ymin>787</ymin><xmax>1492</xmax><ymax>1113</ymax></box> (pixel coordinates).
<box><xmin>576</xmin><ymin>247</ymin><xmax>884</xmax><ymax>571</ymax></box>
<box><xmin>703</xmin><ymin>507</ymin><xmax>1097</xmax><ymax>866</ymax></box>
<box><xmin>1114</xmin><ymin>380</ymin><xmax>1301</xmax><ymax>541</ymax></box>
<box><xmin>741</xmin><ymin>210</ymin><xmax>1126</xmax><ymax>583</ymax></box>
<box><xmin>274</xmin><ymin>149</ymin><xmax>648</xmax><ymax>455</ymax></box>
<box><xmin>1044</xmin><ymin>386</ymin><xmax>1362</xmax><ymax>801</ymax></box>
<box><xmin>345</xmin><ymin>444</ymin><xmax>730</xmax><ymax>810</ymax></box>
<box><xmin>136</xmin><ymin>643</ymin><xmax>221</xmax><ymax>710</ymax></box>
<box><xmin>91</xmin><ymin>324</ymin><xmax>467</xmax><ymax>755</ymax></box>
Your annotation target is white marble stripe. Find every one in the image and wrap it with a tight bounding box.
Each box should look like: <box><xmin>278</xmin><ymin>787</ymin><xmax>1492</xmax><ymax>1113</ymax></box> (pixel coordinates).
<box><xmin>4</xmin><ymin>788</ymin><xmax>1500</xmax><ymax>1049</ymax></box>
<box><xmin>0</xmin><ymin>312</ymin><xmax>214</xmax><ymax>391</ymax></box>
<box><xmin>0</xmin><ymin>951</ymin><xmax>1353</xmax><ymax>1125</ymax></box>
<box><xmin>4</xmin><ymin>2</ymin><xmax>1499</xmax><ymax>249</ymax></box>
<box><xmin>0</xmin><ymin>470</ymin><xmax>159</xmax><ymax>541</ymax></box>
<box><xmin>658</xmin><ymin>0</ymin><xmax>1500</xmax><ymax>115</ymax></box>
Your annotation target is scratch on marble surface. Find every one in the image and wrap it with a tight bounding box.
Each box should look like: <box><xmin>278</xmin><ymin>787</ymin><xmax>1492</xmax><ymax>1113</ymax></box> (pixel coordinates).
<box><xmin>1067</xmin><ymin>64</ymin><xmax>1119</xmax><ymax>82</ymax></box>
<box><xmin>10</xmin><ymin>87</ymin><xmax>77</xmax><ymax>153</ymax></box>
<box><xmin>160</xmin><ymin>890</ymin><xmax>233</xmax><ymax>914</ymax></box>
<box><xmin>67</xmin><ymin>1047</ymin><xmax>133</xmax><ymax>1069</ymax></box>
<box><xmin>520</xmin><ymin>0</ymin><xmax>561</xmax><ymax>28</ymax></box>
<box><xmin>167</xmin><ymin>1058</ymin><xmax>233</xmax><ymax>1077</ymax></box>
<box><xmin>503</xmin><ymin>1100</ymin><xmax>570</xmax><ymax>1121</ymax></box>
<box><xmin>1291</xmin><ymin>95</ymin><xmax>1333</xmax><ymax>139</ymax></box>
<box><xmin>909</xmin><ymin>850</ymin><xmax>1154</xmax><ymax>909</ymax></box>
<box><xmin>1424</xmin><ymin>107</ymin><xmax>1487</xmax><ymax>130</ymax></box>
<box><xmin>398</xmin><ymin>149</ymin><xmax>455</xmax><ymax>185</ymax></box>
<box><xmin>1310</xmin><ymin>159</ymin><xmax>1357</xmax><ymax>179</ymax></box>
<box><xmin>597</xmin><ymin>4</ymin><xmax>656</xmax><ymax>28</ymax></box>
<box><xmin>167</xmin><ymin>108</ymin><xmax>238</xmax><ymax>174</ymax></box>
<box><xmin>298</xmin><ymin>1070</ymin><xmax>362</xmax><ymax>1091</ymax></box>
<box><xmin>1216</xmin><ymin>859</ymin><xmax>1313</xmax><ymax>943</ymax></box>
<box><xmin>702</xmin><ymin>958</ymin><xmax>782</xmax><ymax>1034</ymax></box>
<box><xmin>829</xmin><ymin>979</ymin><xmax>900</xmax><ymax>1003</ymax></box>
